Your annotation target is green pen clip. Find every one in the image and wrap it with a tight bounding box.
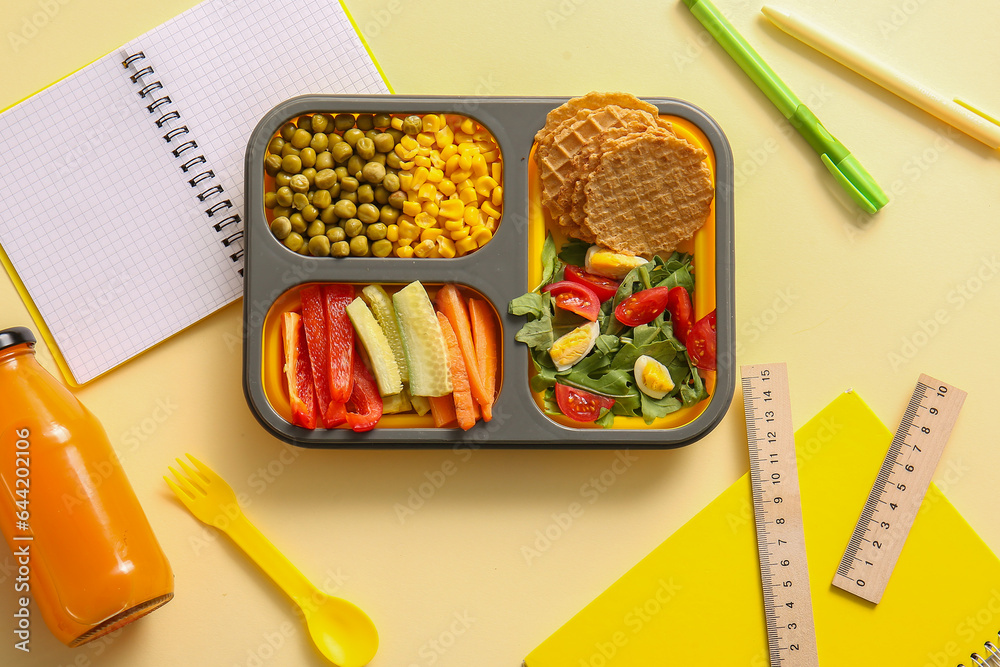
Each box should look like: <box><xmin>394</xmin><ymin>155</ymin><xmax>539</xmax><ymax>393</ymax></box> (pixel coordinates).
<box><xmin>789</xmin><ymin>105</ymin><xmax>888</xmax><ymax>214</ymax></box>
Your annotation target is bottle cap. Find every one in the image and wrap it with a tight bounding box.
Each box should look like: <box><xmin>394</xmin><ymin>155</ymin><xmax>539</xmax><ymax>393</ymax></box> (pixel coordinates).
<box><xmin>0</xmin><ymin>327</ymin><xmax>36</xmax><ymax>351</ymax></box>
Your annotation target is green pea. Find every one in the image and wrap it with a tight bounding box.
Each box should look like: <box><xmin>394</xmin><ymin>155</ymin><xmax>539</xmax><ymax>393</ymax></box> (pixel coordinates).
<box><xmin>326</xmin><ymin>226</ymin><xmax>346</xmax><ymax>243</ymax></box>
<box><xmin>355</xmin><ymin>113</ymin><xmax>374</xmax><ymax>131</ymax></box>
<box><xmin>281</xmin><ymin>155</ymin><xmax>302</xmax><ymax>174</ymax></box>
<box><xmin>334</xmin><ymin>113</ymin><xmax>355</xmax><ymax>132</ymax></box>
<box><xmin>264</xmin><ymin>154</ymin><xmax>282</xmax><ymax>176</ymax></box>
<box><xmin>331</xmin><ymin>240</ymin><xmax>350</xmax><ymax>257</ymax></box>
<box><xmin>343</xmin><ymin>218</ymin><xmax>363</xmax><ymax>237</ymax></box>
<box><xmin>347</xmin><ymin>155</ymin><xmax>365</xmax><ymax>178</ymax></box>
<box><xmin>275</xmin><ymin>186</ymin><xmax>293</xmax><ymax>207</ymax></box>
<box><xmin>382</xmin><ymin>172</ymin><xmax>400</xmax><ymax>193</ymax></box>
<box><xmin>371</xmin><ymin>239</ymin><xmax>393</xmax><ymax>257</ymax></box>
<box><xmin>361</xmin><ymin>161</ymin><xmax>386</xmax><ymax>184</ymax></box>
<box><xmin>314</xmin><ymin>169</ymin><xmax>337</xmax><ymax>190</ymax></box>
<box><xmin>356</xmin><ymin>203</ymin><xmax>379</xmax><ymax>224</ymax></box>
<box><xmin>373</xmin><ymin>113</ymin><xmax>391</xmax><ymax>129</ymax></box>
<box><xmin>270</xmin><ymin>216</ymin><xmax>291</xmax><ymax>239</ymax></box>
<box><xmin>301</xmin><ymin>168</ymin><xmax>316</xmax><ymax>186</ymax></box>
<box><xmin>273</xmin><ymin>205</ymin><xmax>292</xmax><ymax>219</ymax></box>
<box><xmin>385</xmin><ymin>152</ymin><xmax>402</xmax><ymax>169</ymax></box>
<box><xmin>340</xmin><ymin>176</ymin><xmax>359</xmax><ymax>193</ymax></box>
<box><xmin>387</xmin><ymin>128</ymin><xmax>404</xmax><ymax>142</ymax></box>
<box><xmin>388</xmin><ymin>191</ymin><xmax>406</xmax><ymax>209</ymax></box>
<box><xmin>296</xmin><ymin>116</ymin><xmax>313</xmax><ymax>131</ymax></box>
<box><xmin>267</xmin><ymin>136</ymin><xmax>285</xmax><ymax>153</ymax></box>
<box><xmin>275</xmin><ymin>172</ymin><xmax>292</xmax><ymax>188</ymax></box>
<box><xmin>365</xmin><ymin>129</ymin><xmax>380</xmax><ymax>142</ymax></box>
<box><xmin>289</xmin><ymin>213</ymin><xmax>307</xmax><ymax>233</ymax></box>
<box><xmin>302</xmin><ymin>205</ymin><xmax>319</xmax><ymax>223</ymax></box>
<box><xmin>372</xmin><ymin>133</ymin><xmax>393</xmax><ymax>154</ymax></box>
<box><xmin>311</xmin><ymin>113</ymin><xmax>330</xmax><ymax>133</ymax></box>
<box><xmin>279</xmin><ymin>122</ymin><xmax>297</xmax><ymax>141</ymax></box>
<box><xmin>366</xmin><ymin>222</ymin><xmax>387</xmax><ymax>240</ymax></box>
<box><xmin>264</xmin><ymin>191</ymin><xmax>277</xmax><ymax>209</ymax></box>
<box><xmin>334</xmin><ymin>166</ymin><xmax>349</xmax><ymax>179</ymax></box>
<box><xmin>315</xmin><ymin>151</ymin><xmax>334</xmax><ymax>171</ymax></box>
<box><xmin>402</xmin><ymin>115</ymin><xmax>422</xmax><ymax>135</ymax></box>
<box><xmin>331</xmin><ymin>141</ymin><xmax>353</xmax><ymax>163</ymax></box>
<box><xmin>356</xmin><ymin>137</ymin><xmax>375</xmax><ymax>160</ymax></box>
<box><xmin>320</xmin><ymin>206</ymin><xmax>337</xmax><ymax>224</ymax></box>
<box><xmin>328</xmin><ymin>182</ymin><xmax>341</xmax><ymax>199</ymax></box>
<box><xmin>379</xmin><ymin>205</ymin><xmax>399</xmax><ymax>225</ymax></box>
<box><xmin>339</xmin><ymin>190</ymin><xmax>357</xmax><ymax>204</ymax></box>
<box><xmin>306</xmin><ymin>219</ymin><xmax>324</xmax><ymax>237</ymax></box>
<box><xmin>283</xmin><ymin>231</ymin><xmax>304</xmax><ymax>251</ymax></box>
<box><xmin>307</xmin><ymin>235</ymin><xmax>331</xmax><ymax>257</ymax></box>
<box><xmin>349</xmin><ymin>235</ymin><xmax>369</xmax><ymax>256</ymax></box>
<box><xmin>291</xmin><ymin>128</ymin><xmax>312</xmax><ymax>149</ymax></box>
<box><xmin>297</xmin><ymin>241</ymin><xmax>311</xmax><ymax>255</ymax></box>
<box><xmin>289</xmin><ymin>175</ymin><xmax>309</xmax><ymax>194</ymax></box>
<box><xmin>343</xmin><ymin>128</ymin><xmax>365</xmax><ymax>147</ymax></box>
<box><xmin>374</xmin><ymin>185</ymin><xmax>389</xmax><ymax>205</ymax></box>
<box><xmin>357</xmin><ymin>184</ymin><xmax>374</xmax><ymax>204</ymax></box>
<box><xmin>299</xmin><ymin>147</ymin><xmax>317</xmax><ymax>168</ymax></box>
<box><xmin>281</xmin><ymin>144</ymin><xmax>300</xmax><ymax>158</ymax></box>
<box><xmin>309</xmin><ymin>133</ymin><xmax>329</xmax><ymax>153</ymax></box>
<box><xmin>334</xmin><ymin>200</ymin><xmax>357</xmax><ymax>219</ymax></box>
<box><xmin>312</xmin><ymin>189</ymin><xmax>332</xmax><ymax>209</ymax></box>
<box><xmin>293</xmin><ymin>193</ymin><xmax>310</xmax><ymax>210</ymax></box>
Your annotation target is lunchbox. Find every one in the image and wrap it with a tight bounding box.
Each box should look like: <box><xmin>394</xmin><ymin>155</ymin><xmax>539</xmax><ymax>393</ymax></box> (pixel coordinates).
<box><xmin>242</xmin><ymin>95</ymin><xmax>734</xmax><ymax>448</ymax></box>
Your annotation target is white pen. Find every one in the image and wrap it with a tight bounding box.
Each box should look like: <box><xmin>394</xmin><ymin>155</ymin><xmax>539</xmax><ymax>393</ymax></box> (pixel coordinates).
<box><xmin>761</xmin><ymin>5</ymin><xmax>1000</xmax><ymax>150</ymax></box>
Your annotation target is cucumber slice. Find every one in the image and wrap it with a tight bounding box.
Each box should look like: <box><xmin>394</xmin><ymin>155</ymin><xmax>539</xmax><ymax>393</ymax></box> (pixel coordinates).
<box><xmin>410</xmin><ymin>394</ymin><xmax>431</xmax><ymax>416</ymax></box>
<box><xmin>361</xmin><ymin>284</ymin><xmax>409</xmax><ymax>382</ymax></box>
<box><xmin>346</xmin><ymin>297</ymin><xmax>402</xmax><ymax>396</ymax></box>
<box><xmin>382</xmin><ymin>388</ymin><xmax>412</xmax><ymax>414</ymax></box>
<box><xmin>393</xmin><ymin>281</ymin><xmax>453</xmax><ymax>397</ymax></box>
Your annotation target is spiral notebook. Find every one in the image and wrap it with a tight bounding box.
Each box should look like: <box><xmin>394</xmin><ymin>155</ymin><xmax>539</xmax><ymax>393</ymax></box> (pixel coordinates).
<box><xmin>0</xmin><ymin>0</ymin><xmax>390</xmax><ymax>385</ymax></box>
<box><xmin>525</xmin><ymin>391</ymin><xmax>1000</xmax><ymax>667</ymax></box>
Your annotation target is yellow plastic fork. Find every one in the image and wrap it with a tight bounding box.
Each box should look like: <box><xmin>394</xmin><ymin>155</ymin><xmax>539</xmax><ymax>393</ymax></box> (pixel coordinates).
<box><xmin>165</xmin><ymin>454</ymin><xmax>378</xmax><ymax>667</ymax></box>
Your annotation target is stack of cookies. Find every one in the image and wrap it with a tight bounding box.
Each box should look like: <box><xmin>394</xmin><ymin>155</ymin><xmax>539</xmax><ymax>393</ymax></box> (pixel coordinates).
<box><xmin>534</xmin><ymin>92</ymin><xmax>715</xmax><ymax>257</ymax></box>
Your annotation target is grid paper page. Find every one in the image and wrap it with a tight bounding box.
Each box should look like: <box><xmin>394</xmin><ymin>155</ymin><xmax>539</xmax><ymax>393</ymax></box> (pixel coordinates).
<box><xmin>0</xmin><ymin>0</ymin><xmax>388</xmax><ymax>384</ymax></box>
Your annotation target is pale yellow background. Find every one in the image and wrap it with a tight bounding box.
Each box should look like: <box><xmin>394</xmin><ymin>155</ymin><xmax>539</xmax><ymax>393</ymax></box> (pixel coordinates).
<box><xmin>1</xmin><ymin>1</ymin><xmax>998</xmax><ymax>665</ymax></box>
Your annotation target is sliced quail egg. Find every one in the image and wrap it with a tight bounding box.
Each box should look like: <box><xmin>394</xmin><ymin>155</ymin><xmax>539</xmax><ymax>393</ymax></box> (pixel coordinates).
<box><xmin>633</xmin><ymin>355</ymin><xmax>675</xmax><ymax>399</ymax></box>
<box><xmin>549</xmin><ymin>321</ymin><xmax>600</xmax><ymax>372</ymax></box>
<box><xmin>585</xmin><ymin>245</ymin><xmax>647</xmax><ymax>280</ymax></box>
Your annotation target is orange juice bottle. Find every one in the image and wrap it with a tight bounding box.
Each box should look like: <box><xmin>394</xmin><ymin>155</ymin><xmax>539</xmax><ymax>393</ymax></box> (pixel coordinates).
<box><xmin>0</xmin><ymin>327</ymin><xmax>173</xmax><ymax>647</ymax></box>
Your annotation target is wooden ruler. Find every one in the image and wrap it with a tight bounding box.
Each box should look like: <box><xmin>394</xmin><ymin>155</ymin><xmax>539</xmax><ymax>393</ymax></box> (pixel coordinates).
<box><xmin>741</xmin><ymin>363</ymin><xmax>819</xmax><ymax>667</ymax></box>
<box><xmin>833</xmin><ymin>374</ymin><xmax>966</xmax><ymax>604</ymax></box>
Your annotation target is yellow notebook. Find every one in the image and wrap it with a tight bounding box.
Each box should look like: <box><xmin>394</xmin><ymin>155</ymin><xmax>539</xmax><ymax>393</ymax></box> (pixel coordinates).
<box><xmin>524</xmin><ymin>391</ymin><xmax>1000</xmax><ymax>667</ymax></box>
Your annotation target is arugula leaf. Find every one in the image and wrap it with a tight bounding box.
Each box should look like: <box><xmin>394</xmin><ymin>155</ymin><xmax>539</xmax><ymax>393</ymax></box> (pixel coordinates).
<box><xmin>516</xmin><ymin>318</ymin><xmax>555</xmax><ymax>350</ymax></box>
<box><xmin>595</xmin><ymin>334</ymin><xmax>621</xmax><ymax>356</ymax></box>
<box><xmin>509</xmin><ymin>291</ymin><xmax>548</xmax><ymax>318</ymax></box>
<box><xmin>536</xmin><ymin>233</ymin><xmax>563</xmax><ymax>291</ymax></box>
<box><xmin>542</xmin><ymin>387</ymin><xmax>560</xmax><ymax>415</ymax></box>
<box><xmin>557</xmin><ymin>238</ymin><xmax>590</xmax><ymax>266</ymax></box>
<box><xmin>632</xmin><ymin>323</ymin><xmax>659</xmax><ymax>348</ymax></box>
<box><xmin>594</xmin><ymin>409</ymin><xmax>616</xmax><ymax>428</ymax></box>
<box><xmin>611</xmin><ymin>340</ymin><xmax>677</xmax><ymax>372</ymax></box>
<box><xmin>640</xmin><ymin>393</ymin><xmax>684</xmax><ymax>424</ymax></box>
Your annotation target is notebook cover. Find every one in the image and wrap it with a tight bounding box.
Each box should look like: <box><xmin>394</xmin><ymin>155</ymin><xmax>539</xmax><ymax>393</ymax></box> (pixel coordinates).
<box><xmin>524</xmin><ymin>391</ymin><xmax>1000</xmax><ymax>666</ymax></box>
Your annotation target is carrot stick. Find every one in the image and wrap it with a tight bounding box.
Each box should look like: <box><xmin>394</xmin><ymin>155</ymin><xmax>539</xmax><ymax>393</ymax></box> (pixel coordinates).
<box><xmin>468</xmin><ymin>298</ymin><xmax>498</xmax><ymax>414</ymax></box>
<box><xmin>436</xmin><ymin>312</ymin><xmax>476</xmax><ymax>431</ymax></box>
<box><xmin>435</xmin><ymin>284</ymin><xmax>492</xmax><ymax>421</ymax></box>
<box><xmin>428</xmin><ymin>395</ymin><xmax>457</xmax><ymax>428</ymax></box>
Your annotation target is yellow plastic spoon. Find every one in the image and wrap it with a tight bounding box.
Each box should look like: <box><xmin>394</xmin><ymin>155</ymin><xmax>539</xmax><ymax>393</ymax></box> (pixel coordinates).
<box><xmin>165</xmin><ymin>454</ymin><xmax>378</xmax><ymax>667</ymax></box>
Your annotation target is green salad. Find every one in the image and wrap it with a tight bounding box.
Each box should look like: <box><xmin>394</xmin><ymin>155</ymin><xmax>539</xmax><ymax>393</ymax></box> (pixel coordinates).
<box><xmin>509</xmin><ymin>235</ymin><xmax>712</xmax><ymax>427</ymax></box>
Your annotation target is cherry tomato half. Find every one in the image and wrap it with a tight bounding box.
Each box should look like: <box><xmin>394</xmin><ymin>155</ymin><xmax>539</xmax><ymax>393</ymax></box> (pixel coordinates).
<box><xmin>614</xmin><ymin>286</ymin><xmax>671</xmax><ymax>327</ymax></box>
<box><xmin>543</xmin><ymin>280</ymin><xmax>601</xmax><ymax>321</ymax></box>
<box><xmin>665</xmin><ymin>286</ymin><xmax>693</xmax><ymax>344</ymax></box>
<box><xmin>686</xmin><ymin>310</ymin><xmax>717</xmax><ymax>371</ymax></box>
<box><xmin>555</xmin><ymin>383</ymin><xmax>615</xmax><ymax>422</ymax></box>
<box><xmin>564</xmin><ymin>265</ymin><xmax>620</xmax><ymax>302</ymax></box>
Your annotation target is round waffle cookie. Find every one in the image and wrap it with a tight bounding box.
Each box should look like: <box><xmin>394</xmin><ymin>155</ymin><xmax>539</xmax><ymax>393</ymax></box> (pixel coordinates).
<box><xmin>582</xmin><ymin>132</ymin><xmax>714</xmax><ymax>256</ymax></box>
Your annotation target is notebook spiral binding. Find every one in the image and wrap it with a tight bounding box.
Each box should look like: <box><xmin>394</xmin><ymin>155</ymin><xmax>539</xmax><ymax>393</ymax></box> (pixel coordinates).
<box><xmin>121</xmin><ymin>51</ymin><xmax>243</xmax><ymax>277</ymax></box>
<box><xmin>958</xmin><ymin>634</ymin><xmax>1000</xmax><ymax>667</ymax></box>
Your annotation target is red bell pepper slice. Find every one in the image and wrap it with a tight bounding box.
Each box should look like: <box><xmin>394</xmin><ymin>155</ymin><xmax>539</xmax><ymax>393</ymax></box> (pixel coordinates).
<box><xmin>345</xmin><ymin>348</ymin><xmax>382</xmax><ymax>432</ymax></box>
<box><xmin>323</xmin><ymin>284</ymin><xmax>355</xmax><ymax>404</ymax></box>
<box><xmin>665</xmin><ymin>286</ymin><xmax>693</xmax><ymax>344</ymax></box>
<box><xmin>326</xmin><ymin>400</ymin><xmax>347</xmax><ymax>428</ymax></box>
<box><xmin>299</xmin><ymin>286</ymin><xmax>338</xmax><ymax>427</ymax></box>
<box><xmin>687</xmin><ymin>310</ymin><xmax>717</xmax><ymax>371</ymax></box>
<box><xmin>281</xmin><ymin>312</ymin><xmax>316</xmax><ymax>429</ymax></box>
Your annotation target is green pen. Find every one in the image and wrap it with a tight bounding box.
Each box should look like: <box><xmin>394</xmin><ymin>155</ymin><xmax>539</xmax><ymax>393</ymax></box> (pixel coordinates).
<box><xmin>682</xmin><ymin>0</ymin><xmax>888</xmax><ymax>213</ymax></box>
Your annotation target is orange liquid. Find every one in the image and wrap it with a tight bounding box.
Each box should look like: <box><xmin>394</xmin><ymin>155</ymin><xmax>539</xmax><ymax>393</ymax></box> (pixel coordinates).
<box><xmin>0</xmin><ymin>343</ymin><xmax>173</xmax><ymax>646</ymax></box>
